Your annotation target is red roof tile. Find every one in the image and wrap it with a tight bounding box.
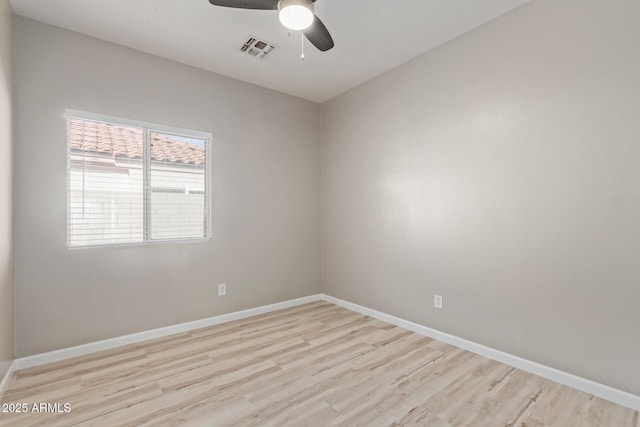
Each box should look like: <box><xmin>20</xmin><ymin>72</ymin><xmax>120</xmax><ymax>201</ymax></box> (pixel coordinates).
<box><xmin>69</xmin><ymin>118</ymin><xmax>206</xmax><ymax>165</ymax></box>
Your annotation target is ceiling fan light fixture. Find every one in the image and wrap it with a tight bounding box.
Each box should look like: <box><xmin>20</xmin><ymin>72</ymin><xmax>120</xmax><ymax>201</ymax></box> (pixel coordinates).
<box><xmin>278</xmin><ymin>0</ymin><xmax>314</xmax><ymax>31</ymax></box>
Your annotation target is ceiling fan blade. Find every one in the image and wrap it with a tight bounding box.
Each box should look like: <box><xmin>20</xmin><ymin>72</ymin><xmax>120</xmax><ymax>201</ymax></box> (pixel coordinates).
<box><xmin>304</xmin><ymin>16</ymin><xmax>334</xmax><ymax>52</ymax></box>
<box><xmin>208</xmin><ymin>0</ymin><xmax>278</xmax><ymax>10</ymax></box>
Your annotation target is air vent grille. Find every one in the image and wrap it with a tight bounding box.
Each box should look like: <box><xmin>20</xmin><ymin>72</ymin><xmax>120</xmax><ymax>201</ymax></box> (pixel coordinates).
<box><xmin>241</xmin><ymin>36</ymin><xmax>278</xmax><ymax>59</ymax></box>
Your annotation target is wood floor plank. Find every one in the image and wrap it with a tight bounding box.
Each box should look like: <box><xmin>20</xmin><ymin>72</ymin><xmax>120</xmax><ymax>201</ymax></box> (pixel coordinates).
<box><xmin>0</xmin><ymin>302</ymin><xmax>637</xmax><ymax>426</ymax></box>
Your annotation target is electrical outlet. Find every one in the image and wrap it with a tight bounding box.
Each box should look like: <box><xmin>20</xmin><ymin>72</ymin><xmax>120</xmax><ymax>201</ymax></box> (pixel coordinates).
<box><xmin>434</xmin><ymin>294</ymin><xmax>443</xmax><ymax>309</ymax></box>
<box><xmin>218</xmin><ymin>283</ymin><xmax>227</xmax><ymax>296</ymax></box>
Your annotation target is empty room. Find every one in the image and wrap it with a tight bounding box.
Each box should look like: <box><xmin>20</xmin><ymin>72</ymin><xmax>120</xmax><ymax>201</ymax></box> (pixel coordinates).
<box><xmin>0</xmin><ymin>0</ymin><xmax>639</xmax><ymax>425</ymax></box>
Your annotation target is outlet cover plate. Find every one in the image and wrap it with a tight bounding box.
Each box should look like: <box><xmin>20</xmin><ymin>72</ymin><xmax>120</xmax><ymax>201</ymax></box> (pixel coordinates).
<box><xmin>434</xmin><ymin>294</ymin><xmax>443</xmax><ymax>309</ymax></box>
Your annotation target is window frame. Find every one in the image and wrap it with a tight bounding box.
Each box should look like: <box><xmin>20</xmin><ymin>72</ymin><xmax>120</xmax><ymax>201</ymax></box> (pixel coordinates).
<box><xmin>66</xmin><ymin>109</ymin><xmax>213</xmax><ymax>249</ymax></box>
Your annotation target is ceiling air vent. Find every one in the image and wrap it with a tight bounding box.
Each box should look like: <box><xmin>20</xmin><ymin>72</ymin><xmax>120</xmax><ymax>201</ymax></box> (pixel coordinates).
<box><xmin>241</xmin><ymin>36</ymin><xmax>278</xmax><ymax>59</ymax></box>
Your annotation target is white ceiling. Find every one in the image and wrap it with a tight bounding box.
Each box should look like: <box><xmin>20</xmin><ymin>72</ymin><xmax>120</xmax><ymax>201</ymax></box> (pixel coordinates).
<box><xmin>10</xmin><ymin>0</ymin><xmax>530</xmax><ymax>103</ymax></box>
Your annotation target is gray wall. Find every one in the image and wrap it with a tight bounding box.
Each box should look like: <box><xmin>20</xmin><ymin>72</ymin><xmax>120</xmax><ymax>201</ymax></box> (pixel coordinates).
<box><xmin>0</xmin><ymin>0</ymin><xmax>14</xmax><ymax>379</ymax></box>
<box><xmin>321</xmin><ymin>0</ymin><xmax>640</xmax><ymax>395</ymax></box>
<box><xmin>11</xmin><ymin>0</ymin><xmax>640</xmax><ymax>398</ymax></box>
<box><xmin>14</xmin><ymin>17</ymin><xmax>321</xmax><ymax>357</ymax></box>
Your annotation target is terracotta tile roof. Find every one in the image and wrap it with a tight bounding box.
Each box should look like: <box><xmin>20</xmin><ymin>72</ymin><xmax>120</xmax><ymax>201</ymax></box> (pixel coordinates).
<box><xmin>69</xmin><ymin>118</ymin><xmax>206</xmax><ymax>165</ymax></box>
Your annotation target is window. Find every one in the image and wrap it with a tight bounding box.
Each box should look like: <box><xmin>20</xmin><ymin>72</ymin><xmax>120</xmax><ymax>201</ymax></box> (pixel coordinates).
<box><xmin>67</xmin><ymin>110</ymin><xmax>211</xmax><ymax>248</ymax></box>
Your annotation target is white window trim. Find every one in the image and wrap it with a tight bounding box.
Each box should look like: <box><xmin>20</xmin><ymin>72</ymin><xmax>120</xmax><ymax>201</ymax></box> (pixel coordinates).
<box><xmin>66</xmin><ymin>109</ymin><xmax>213</xmax><ymax>249</ymax></box>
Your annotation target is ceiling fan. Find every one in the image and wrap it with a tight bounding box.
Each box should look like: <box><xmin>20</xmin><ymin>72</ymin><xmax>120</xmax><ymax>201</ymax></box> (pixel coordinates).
<box><xmin>208</xmin><ymin>0</ymin><xmax>335</xmax><ymax>52</ymax></box>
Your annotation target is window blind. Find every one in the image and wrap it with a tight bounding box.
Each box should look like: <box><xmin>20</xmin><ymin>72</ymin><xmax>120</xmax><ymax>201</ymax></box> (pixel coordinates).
<box><xmin>67</xmin><ymin>113</ymin><xmax>211</xmax><ymax>248</ymax></box>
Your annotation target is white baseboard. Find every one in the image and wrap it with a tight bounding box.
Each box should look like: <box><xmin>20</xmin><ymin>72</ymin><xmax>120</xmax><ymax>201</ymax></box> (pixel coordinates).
<box><xmin>14</xmin><ymin>294</ymin><xmax>322</xmax><ymax>371</ymax></box>
<box><xmin>0</xmin><ymin>360</ymin><xmax>16</xmax><ymax>400</ymax></box>
<box><xmin>320</xmin><ymin>294</ymin><xmax>640</xmax><ymax>412</ymax></box>
<box><xmin>10</xmin><ymin>292</ymin><xmax>640</xmax><ymax>412</ymax></box>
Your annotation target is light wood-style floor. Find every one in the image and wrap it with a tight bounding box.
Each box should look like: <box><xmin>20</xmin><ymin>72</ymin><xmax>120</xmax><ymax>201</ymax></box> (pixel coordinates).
<box><xmin>0</xmin><ymin>301</ymin><xmax>638</xmax><ymax>426</ymax></box>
